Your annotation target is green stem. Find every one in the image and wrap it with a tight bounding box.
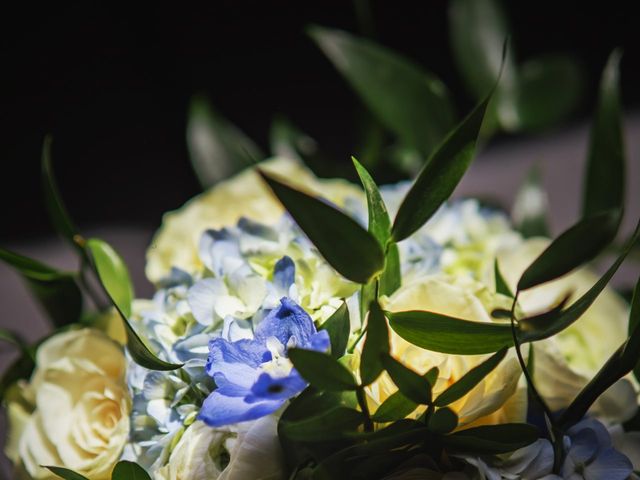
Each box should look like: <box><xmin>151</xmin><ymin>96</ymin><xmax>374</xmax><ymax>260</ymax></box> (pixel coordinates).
<box><xmin>348</xmin><ymin>326</ymin><xmax>368</xmax><ymax>354</ymax></box>
<box><xmin>509</xmin><ymin>291</ymin><xmax>564</xmax><ymax>471</ymax></box>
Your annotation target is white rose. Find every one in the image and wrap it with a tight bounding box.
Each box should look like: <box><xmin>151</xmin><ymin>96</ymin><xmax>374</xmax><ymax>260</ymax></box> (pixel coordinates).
<box><xmin>155</xmin><ymin>415</ymin><xmax>283</xmax><ymax>480</ymax></box>
<box><xmin>497</xmin><ymin>237</ymin><xmax>638</xmax><ymax>422</ymax></box>
<box><xmin>5</xmin><ymin>329</ymin><xmax>130</xmax><ymax>480</ymax></box>
<box><xmin>145</xmin><ymin>157</ymin><xmax>363</xmax><ymax>283</ymax></box>
<box><xmin>373</xmin><ymin>275</ymin><xmax>527</xmax><ymax>427</ymax></box>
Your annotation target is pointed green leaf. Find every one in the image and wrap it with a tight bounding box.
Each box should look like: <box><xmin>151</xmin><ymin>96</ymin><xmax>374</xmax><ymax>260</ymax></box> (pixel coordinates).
<box><xmin>289</xmin><ymin>348</ymin><xmax>358</xmax><ymax>391</ymax></box>
<box><xmin>187</xmin><ymin>95</ymin><xmax>263</xmax><ymax>189</ymax></box>
<box><xmin>428</xmin><ymin>407</ymin><xmax>458</xmax><ymax>434</ymax></box>
<box><xmin>352</xmin><ymin>156</ymin><xmax>401</xmax><ymax>295</ymax></box>
<box><xmin>360</xmin><ymin>301</ymin><xmax>390</xmax><ymax>385</ymax></box>
<box><xmin>44</xmin><ymin>466</ymin><xmax>89</xmax><ymax>480</ymax></box>
<box><xmin>309</xmin><ymin>25</ymin><xmax>455</xmax><ymax>156</ymax></box>
<box><xmin>41</xmin><ymin>136</ymin><xmax>82</xmax><ymax>251</ymax></box>
<box><xmin>320</xmin><ymin>302</ymin><xmax>350</xmax><ymax>359</ymax></box>
<box><xmin>371</xmin><ymin>390</ymin><xmax>418</xmax><ymax>422</ymax></box>
<box><xmin>583</xmin><ymin>50</ymin><xmax>625</xmax><ymax>217</ymax></box>
<box><xmin>560</xmin><ymin>276</ymin><xmax>640</xmax><ymax>428</ymax></box>
<box><xmin>522</xmin><ymin>218</ymin><xmax>640</xmax><ymax>342</ymax></box>
<box><xmin>517</xmin><ymin>209</ymin><xmax>620</xmax><ymax>291</ymax></box>
<box><xmin>511</xmin><ymin>165</ymin><xmax>550</xmax><ymax>238</ymax></box>
<box><xmin>443</xmin><ymin>423</ymin><xmax>538</xmax><ymax>454</ymax></box>
<box><xmin>517</xmin><ymin>294</ymin><xmax>571</xmax><ymax>334</ymax></box>
<box><xmin>425</xmin><ymin>366</ymin><xmax>440</xmax><ymax>386</ymax></box>
<box><xmin>86</xmin><ymin>239</ymin><xmax>133</xmax><ymax>317</ymax></box>
<box><xmin>280</xmin><ymin>406</ymin><xmax>364</xmax><ymax>441</ymax></box>
<box><xmin>435</xmin><ymin>347</ymin><xmax>507</xmax><ymax>407</ymax></box>
<box><xmin>388</xmin><ymin>310</ymin><xmax>513</xmax><ymax>355</ymax></box>
<box><xmin>112</xmin><ymin>461</ymin><xmax>152</xmax><ymax>480</ymax></box>
<box><xmin>494</xmin><ymin>259</ymin><xmax>514</xmax><ymax>298</ymax></box>
<box><xmin>381</xmin><ymin>354</ymin><xmax>432</xmax><ymax>405</ymax></box>
<box><xmin>0</xmin><ymin>247</ymin><xmax>83</xmax><ymax>327</ymax></box>
<box><xmin>392</xmin><ymin>95</ymin><xmax>490</xmax><ymax>241</ymax></box>
<box><xmin>352</xmin><ymin>156</ymin><xmax>392</xmax><ymax>247</ymax></box>
<box><xmin>86</xmin><ymin>239</ymin><xmax>182</xmax><ymax>371</ymax></box>
<box><xmin>259</xmin><ymin>171</ymin><xmax>384</xmax><ymax>283</ymax></box>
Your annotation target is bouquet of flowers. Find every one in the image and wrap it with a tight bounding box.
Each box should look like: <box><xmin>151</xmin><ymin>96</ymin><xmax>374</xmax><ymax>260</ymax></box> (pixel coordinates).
<box><xmin>1</xmin><ymin>6</ymin><xmax>639</xmax><ymax>480</ymax></box>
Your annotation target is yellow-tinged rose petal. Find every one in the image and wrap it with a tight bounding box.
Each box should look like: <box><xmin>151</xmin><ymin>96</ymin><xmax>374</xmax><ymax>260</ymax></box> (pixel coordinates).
<box><xmin>372</xmin><ymin>275</ymin><xmax>526</xmax><ymax>427</ymax></box>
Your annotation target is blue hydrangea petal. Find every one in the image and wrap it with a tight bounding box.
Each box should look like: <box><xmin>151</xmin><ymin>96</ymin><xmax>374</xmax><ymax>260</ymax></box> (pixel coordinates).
<box><xmin>584</xmin><ymin>447</ymin><xmax>633</xmax><ymax>480</ymax></box>
<box><xmin>273</xmin><ymin>256</ymin><xmax>296</xmax><ymax>294</ymax></box>
<box><xmin>247</xmin><ymin>372</ymin><xmax>307</xmax><ymax>403</ymax></box>
<box><xmin>308</xmin><ymin>330</ymin><xmax>331</xmax><ymax>353</ymax></box>
<box><xmin>207</xmin><ymin>337</ymin><xmax>267</xmax><ymax>370</ymax></box>
<box><xmin>198</xmin><ymin>390</ymin><xmax>284</xmax><ymax>427</ymax></box>
<box><xmin>254</xmin><ymin>297</ymin><xmax>319</xmax><ymax>349</ymax></box>
<box><xmin>567</xmin><ymin>428</ymin><xmax>600</xmax><ymax>464</ymax></box>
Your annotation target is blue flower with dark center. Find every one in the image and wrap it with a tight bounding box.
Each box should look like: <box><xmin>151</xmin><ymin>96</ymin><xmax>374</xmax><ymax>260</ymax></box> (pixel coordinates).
<box><xmin>198</xmin><ymin>297</ymin><xmax>329</xmax><ymax>426</ymax></box>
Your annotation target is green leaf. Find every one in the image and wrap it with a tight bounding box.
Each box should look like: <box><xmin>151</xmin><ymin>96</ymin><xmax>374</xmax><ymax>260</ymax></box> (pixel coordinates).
<box><xmin>280</xmin><ymin>406</ymin><xmax>364</xmax><ymax>441</ymax></box>
<box><xmin>289</xmin><ymin>348</ymin><xmax>358</xmax><ymax>391</ymax></box>
<box><xmin>352</xmin><ymin>156</ymin><xmax>401</xmax><ymax>295</ymax></box>
<box><xmin>428</xmin><ymin>407</ymin><xmax>458</xmax><ymax>434</ymax></box>
<box><xmin>381</xmin><ymin>354</ymin><xmax>432</xmax><ymax>405</ymax></box>
<box><xmin>517</xmin><ymin>209</ymin><xmax>621</xmax><ymax>291</ymax></box>
<box><xmin>443</xmin><ymin>423</ymin><xmax>539</xmax><ymax>454</ymax></box>
<box><xmin>111</xmin><ymin>460</ymin><xmax>152</xmax><ymax>480</ymax></box>
<box><xmin>494</xmin><ymin>259</ymin><xmax>514</xmax><ymax>298</ymax></box>
<box><xmin>424</xmin><ymin>366</ymin><xmax>440</xmax><ymax>386</ymax></box>
<box><xmin>86</xmin><ymin>239</ymin><xmax>133</xmax><ymax>317</ymax></box>
<box><xmin>391</xmin><ymin>95</ymin><xmax>490</xmax><ymax>241</ymax></box>
<box><xmin>515</xmin><ymin>55</ymin><xmax>585</xmax><ymax>131</ymax></box>
<box><xmin>449</xmin><ymin>0</ymin><xmax>514</xmax><ymax>101</ymax></box>
<box><xmin>521</xmin><ymin>218</ymin><xmax>640</xmax><ymax>342</ymax></box>
<box><xmin>86</xmin><ymin>239</ymin><xmax>182</xmax><ymax>371</ymax></box>
<box><xmin>583</xmin><ymin>50</ymin><xmax>625</xmax><ymax>217</ymax></box>
<box><xmin>388</xmin><ymin>310</ymin><xmax>512</xmax><ymax>355</ymax></box>
<box><xmin>44</xmin><ymin>466</ymin><xmax>89</xmax><ymax>480</ymax></box>
<box><xmin>380</xmin><ymin>243</ymin><xmax>402</xmax><ymax>297</ymax></box>
<box><xmin>320</xmin><ymin>302</ymin><xmax>350</xmax><ymax>359</ymax></box>
<box><xmin>435</xmin><ymin>347</ymin><xmax>508</xmax><ymax>407</ymax></box>
<box><xmin>371</xmin><ymin>390</ymin><xmax>418</xmax><ymax>422</ymax></box>
<box><xmin>41</xmin><ymin>136</ymin><xmax>82</xmax><ymax>251</ymax></box>
<box><xmin>259</xmin><ymin>171</ymin><xmax>384</xmax><ymax>283</ymax></box>
<box><xmin>309</xmin><ymin>25</ymin><xmax>455</xmax><ymax>156</ymax></box>
<box><xmin>0</xmin><ymin>247</ymin><xmax>82</xmax><ymax>327</ymax></box>
<box><xmin>352</xmin><ymin>156</ymin><xmax>392</xmax><ymax>247</ymax></box>
<box><xmin>0</xmin><ymin>328</ymin><xmax>21</xmax><ymax>347</ymax></box>
<box><xmin>517</xmin><ymin>294</ymin><xmax>572</xmax><ymax>334</ymax></box>
<box><xmin>511</xmin><ymin>165</ymin><xmax>550</xmax><ymax>238</ymax></box>
<box><xmin>560</xmin><ymin>276</ymin><xmax>640</xmax><ymax>428</ymax></box>
<box><xmin>360</xmin><ymin>301</ymin><xmax>390</xmax><ymax>385</ymax></box>
<box><xmin>187</xmin><ymin>95</ymin><xmax>263</xmax><ymax>189</ymax></box>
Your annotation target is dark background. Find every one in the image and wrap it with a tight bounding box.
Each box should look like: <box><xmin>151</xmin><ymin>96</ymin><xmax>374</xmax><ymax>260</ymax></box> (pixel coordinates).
<box><xmin>1</xmin><ymin>1</ymin><xmax>638</xmax><ymax>243</ymax></box>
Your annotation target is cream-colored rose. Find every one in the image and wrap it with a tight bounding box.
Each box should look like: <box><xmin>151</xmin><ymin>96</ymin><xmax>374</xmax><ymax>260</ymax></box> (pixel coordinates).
<box><xmin>5</xmin><ymin>329</ymin><xmax>131</xmax><ymax>480</ymax></box>
<box><xmin>146</xmin><ymin>157</ymin><xmax>363</xmax><ymax>283</ymax></box>
<box><xmin>155</xmin><ymin>415</ymin><xmax>283</xmax><ymax>480</ymax></box>
<box><xmin>372</xmin><ymin>275</ymin><xmax>527</xmax><ymax>427</ymax></box>
<box><xmin>497</xmin><ymin>237</ymin><xmax>637</xmax><ymax>422</ymax></box>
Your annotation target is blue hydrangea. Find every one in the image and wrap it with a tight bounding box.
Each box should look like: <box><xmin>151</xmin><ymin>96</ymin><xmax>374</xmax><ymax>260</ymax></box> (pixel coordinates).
<box><xmin>198</xmin><ymin>297</ymin><xmax>330</xmax><ymax>426</ymax></box>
